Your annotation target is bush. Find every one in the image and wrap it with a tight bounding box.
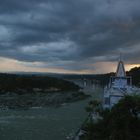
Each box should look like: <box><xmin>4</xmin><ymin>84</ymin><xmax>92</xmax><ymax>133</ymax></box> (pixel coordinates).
<box><xmin>82</xmin><ymin>95</ymin><xmax>140</xmax><ymax>140</ymax></box>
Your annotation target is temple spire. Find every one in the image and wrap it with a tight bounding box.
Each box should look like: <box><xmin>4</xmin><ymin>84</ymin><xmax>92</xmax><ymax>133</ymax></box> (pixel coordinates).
<box><xmin>116</xmin><ymin>55</ymin><xmax>126</xmax><ymax>77</ymax></box>
<box><xmin>119</xmin><ymin>53</ymin><xmax>122</xmax><ymax>61</ymax></box>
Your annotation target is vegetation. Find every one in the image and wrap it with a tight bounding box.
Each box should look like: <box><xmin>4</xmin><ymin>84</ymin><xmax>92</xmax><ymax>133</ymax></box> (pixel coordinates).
<box><xmin>81</xmin><ymin>96</ymin><xmax>140</xmax><ymax>140</ymax></box>
<box><xmin>0</xmin><ymin>73</ymin><xmax>90</xmax><ymax>109</ymax></box>
<box><xmin>0</xmin><ymin>91</ymin><xmax>88</xmax><ymax>109</ymax></box>
<box><xmin>0</xmin><ymin>73</ymin><xmax>80</xmax><ymax>94</ymax></box>
<box><xmin>85</xmin><ymin>100</ymin><xmax>101</xmax><ymax>113</ymax></box>
<box><xmin>127</xmin><ymin>66</ymin><xmax>140</xmax><ymax>87</ymax></box>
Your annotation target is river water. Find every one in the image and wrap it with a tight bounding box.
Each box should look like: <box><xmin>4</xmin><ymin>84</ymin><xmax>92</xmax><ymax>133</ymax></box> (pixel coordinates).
<box><xmin>0</xmin><ymin>85</ymin><xmax>102</xmax><ymax>140</ymax></box>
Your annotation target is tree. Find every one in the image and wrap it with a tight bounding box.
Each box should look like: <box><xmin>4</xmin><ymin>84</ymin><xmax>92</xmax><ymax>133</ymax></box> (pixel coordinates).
<box><xmin>82</xmin><ymin>95</ymin><xmax>140</xmax><ymax>140</ymax></box>
<box><xmin>85</xmin><ymin>100</ymin><xmax>102</xmax><ymax>114</ymax></box>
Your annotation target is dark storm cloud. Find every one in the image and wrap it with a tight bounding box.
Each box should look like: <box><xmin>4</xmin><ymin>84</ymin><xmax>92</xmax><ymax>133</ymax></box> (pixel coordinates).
<box><xmin>0</xmin><ymin>0</ymin><xmax>140</xmax><ymax>71</ymax></box>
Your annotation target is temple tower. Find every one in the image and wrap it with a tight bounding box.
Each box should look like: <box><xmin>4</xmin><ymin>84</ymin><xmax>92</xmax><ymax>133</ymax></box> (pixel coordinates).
<box><xmin>104</xmin><ymin>57</ymin><xmax>132</xmax><ymax>108</ymax></box>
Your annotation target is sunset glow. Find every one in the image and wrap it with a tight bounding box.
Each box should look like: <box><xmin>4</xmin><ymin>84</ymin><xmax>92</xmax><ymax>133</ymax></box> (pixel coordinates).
<box><xmin>0</xmin><ymin>0</ymin><xmax>140</xmax><ymax>74</ymax></box>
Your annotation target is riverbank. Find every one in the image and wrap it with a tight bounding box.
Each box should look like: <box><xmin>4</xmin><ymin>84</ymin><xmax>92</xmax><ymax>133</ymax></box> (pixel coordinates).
<box><xmin>0</xmin><ymin>73</ymin><xmax>91</xmax><ymax>109</ymax></box>
<box><xmin>0</xmin><ymin>85</ymin><xmax>102</xmax><ymax>140</ymax></box>
<box><xmin>0</xmin><ymin>91</ymin><xmax>90</xmax><ymax>110</ymax></box>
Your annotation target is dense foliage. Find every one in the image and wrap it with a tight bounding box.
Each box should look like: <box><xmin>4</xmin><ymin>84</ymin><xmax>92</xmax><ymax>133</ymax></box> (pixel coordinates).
<box><xmin>127</xmin><ymin>67</ymin><xmax>140</xmax><ymax>86</ymax></box>
<box><xmin>0</xmin><ymin>73</ymin><xmax>80</xmax><ymax>93</ymax></box>
<box><xmin>82</xmin><ymin>96</ymin><xmax>140</xmax><ymax>140</ymax></box>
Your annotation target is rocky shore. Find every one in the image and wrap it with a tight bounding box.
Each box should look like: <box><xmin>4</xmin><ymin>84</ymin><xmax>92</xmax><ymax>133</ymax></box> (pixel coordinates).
<box><xmin>0</xmin><ymin>90</ymin><xmax>90</xmax><ymax>110</ymax></box>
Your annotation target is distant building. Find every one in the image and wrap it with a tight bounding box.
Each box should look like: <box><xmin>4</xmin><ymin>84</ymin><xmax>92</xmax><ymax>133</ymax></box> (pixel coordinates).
<box><xmin>103</xmin><ymin>58</ymin><xmax>140</xmax><ymax>109</ymax></box>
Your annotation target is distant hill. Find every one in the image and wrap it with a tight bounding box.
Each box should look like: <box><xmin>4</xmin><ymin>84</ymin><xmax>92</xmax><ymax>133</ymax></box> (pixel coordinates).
<box><xmin>0</xmin><ymin>73</ymin><xmax>80</xmax><ymax>94</ymax></box>
<box><xmin>1</xmin><ymin>66</ymin><xmax>140</xmax><ymax>92</ymax></box>
<box><xmin>61</xmin><ymin>67</ymin><xmax>140</xmax><ymax>87</ymax></box>
<box><xmin>61</xmin><ymin>73</ymin><xmax>115</xmax><ymax>86</ymax></box>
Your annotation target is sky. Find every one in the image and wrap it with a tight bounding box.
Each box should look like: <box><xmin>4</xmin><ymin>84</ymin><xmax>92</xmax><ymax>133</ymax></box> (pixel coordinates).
<box><xmin>0</xmin><ymin>0</ymin><xmax>140</xmax><ymax>74</ymax></box>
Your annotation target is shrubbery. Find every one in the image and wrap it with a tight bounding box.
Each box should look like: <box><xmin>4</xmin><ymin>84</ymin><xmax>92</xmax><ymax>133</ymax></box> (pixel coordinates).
<box><xmin>82</xmin><ymin>96</ymin><xmax>140</xmax><ymax>140</ymax></box>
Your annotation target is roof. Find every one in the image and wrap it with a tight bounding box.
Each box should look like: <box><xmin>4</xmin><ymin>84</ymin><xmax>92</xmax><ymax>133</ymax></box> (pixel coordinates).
<box><xmin>116</xmin><ymin>60</ymin><xmax>126</xmax><ymax>77</ymax></box>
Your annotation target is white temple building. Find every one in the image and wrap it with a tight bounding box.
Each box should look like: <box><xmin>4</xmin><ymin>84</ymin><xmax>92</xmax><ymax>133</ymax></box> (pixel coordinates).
<box><xmin>103</xmin><ymin>58</ymin><xmax>140</xmax><ymax>109</ymax></box>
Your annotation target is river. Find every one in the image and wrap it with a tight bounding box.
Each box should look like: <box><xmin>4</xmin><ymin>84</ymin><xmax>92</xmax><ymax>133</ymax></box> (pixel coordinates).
<box><xmin>0</xmin><ymin>85</ymin><xmax>102</xmax><ymax>140</ymax></box>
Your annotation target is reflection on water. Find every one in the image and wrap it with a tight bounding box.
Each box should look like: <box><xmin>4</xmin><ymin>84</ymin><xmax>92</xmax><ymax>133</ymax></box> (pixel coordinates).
<box><xmin>0</xmin><ymin>85</ymin><xmax>102</xmax><ymax>140</ymax></box>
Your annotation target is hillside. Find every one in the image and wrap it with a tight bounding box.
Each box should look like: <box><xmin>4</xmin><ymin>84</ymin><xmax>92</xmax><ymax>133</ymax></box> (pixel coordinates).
<box><xmin>0</xmin><ymin>73</ymin><xmax>80</xmax><ymax>94</ymax></box>
<box><xmin>80</xmin><ymin>96</ymin><xmax>140</xmax><ymax>140</ymax></box>
<box><xmin>0</xmin><ymin>74</ymin><xmax>89</xmax><ymax>109</ymax></box>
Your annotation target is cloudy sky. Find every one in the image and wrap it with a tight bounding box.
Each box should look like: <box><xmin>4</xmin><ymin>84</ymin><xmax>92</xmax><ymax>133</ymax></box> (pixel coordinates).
<box><xmin>0</xmin><ymin>0</ymin><xmax>140</xmax><ymax>74</ymax></box>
